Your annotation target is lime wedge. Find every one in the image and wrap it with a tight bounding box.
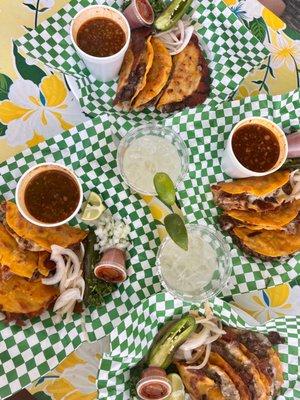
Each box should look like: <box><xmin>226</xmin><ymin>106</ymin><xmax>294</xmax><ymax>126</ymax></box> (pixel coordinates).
<box><xmin>81</xmin><ymin>192</ymin><xmax>106</xmax><ymax>221</ymax></box>
<box><xmin>154</xmin><ymin>172</ymin><xmax>176</xmax><ymax>207</ymax></box>
<box><xmin>166</xmin><ymin>374</ymin><xmax>185</xmax><ymax>400</ymax></box>
<box><xmin>164</xmin><ymin>213</ymin><xmax>188</xmax><ymax>251</ymax></box>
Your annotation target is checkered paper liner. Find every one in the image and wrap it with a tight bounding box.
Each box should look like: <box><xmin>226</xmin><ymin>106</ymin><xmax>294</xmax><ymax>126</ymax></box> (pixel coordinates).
<box><xmin>0</xmin><ymin>115</ymin><xmax>161</xmax><ymax>399</ymax></box>
<box><xmin>105</xmin><ymin>89</ymin><xmax>300</xmax><ymax>297</ymax></box>
<box><xmin>169</xmin><ymin>88</ymin><xmax>300</xmax><ymax>297</ymax></box>
<box><xmin>98</xmin><ymin>291</ymin><xmax>300</xmax><ymax>399</ymax></box>
<box><xmin>15</xmin><ymin>0</ymin><xmax>269</xmax><ymax>120</ymax></box>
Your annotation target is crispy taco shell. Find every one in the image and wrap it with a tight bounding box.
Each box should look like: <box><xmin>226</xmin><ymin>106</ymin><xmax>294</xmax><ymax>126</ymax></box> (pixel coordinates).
<box><xmin>209</xmin><ymin>351</ymin><xmax>251</xmax><ymax>400</ymax></box>
<box><xmin>156</xmin><ymin>35</ymin><xmax>210</xmax><ymax>113</ymax></box>
<box><xmin>0</xmin><ymin>223</ymin><xmax>51</xmax><ymax>278</ymax></box>
<box><xmin>175</xmin><ymin>361</ymin><xmax>225</xmax><ymax>400</ymax></box>
<box><xmin>211</xmin><ymin>340</ymin><xmax>268</xmax><ymax>400</ymax></box>
<box><xmin>212</xmin><ymin>170</ymin><xmax>291</xmax><ymax>211</ymax></box>
<box><xmin>223</xmin><ymin>200</ymin><xmax>300</xmax><ymax>231</ymax></box>
<box><xmin>114</xmin><ymin>28</ymin><xmax>153</xmax><ymax>110</ymax></box>
<box><xmin>224</xmin><ymin>328</ymin><xmax>283</xmax><ymax>396</ymax></box>
<box><xmin>0</xmin><ymin>273</ymin><xmax>58</xmax><ymax>316</ymax></box>
<box><xmin>214</xmin><ymin>171</ymin><xmax>290</xmax><ymax>196</ymax></box>
<box><xmin>133</xmin><ymin>37</ymin><xmax>172</xmax><ymax>110</ymax></box>
<box><xmin>232</xmin><ymin>225</ymin><xmax>300</xmax><ymax>258</ymax></box>
<box><xmin>4</xmin><ymin>201</ymin><xmax>87</xmax><ymax>253</ymax></box>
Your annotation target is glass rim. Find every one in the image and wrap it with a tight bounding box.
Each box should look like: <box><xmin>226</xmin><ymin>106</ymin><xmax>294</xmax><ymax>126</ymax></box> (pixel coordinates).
<box><xmin>156</xmin><ymin>223</ymin><xmax>232</xmax><ymax>305</ymax></box>
<box><xmin>116</xmin><ymin>123</ymin><xmax>189</xmax><ymax>196</ymax></box>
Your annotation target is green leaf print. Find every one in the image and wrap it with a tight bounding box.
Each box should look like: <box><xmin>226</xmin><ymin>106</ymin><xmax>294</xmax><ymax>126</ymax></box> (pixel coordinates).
<box><xmin>33</xmin><ymin>392</ymin><xmax>52</xmax><ymax>400</ymax></box>
<box><xmin>13</xmin><ymin>42</ymin><xmax>46</xmax><ymax>86</ymax></box>
<box><xmin>248</xmin><ymin>18</ymin><xmax>267</xmax><ymax>43</ymax></box>
<box><xmin>0</xmin><ymin>123</ymin><xmax>8</xmax><ymax>137</ymax></box>
<box><xmin>23</xmin><ymin>3</ymin><xmax>37</xmax><ymax>11</ymax></box>
<box><xmin>0</xmin><ymin>73</ymin><xmax>13</xmax><ymax>100</ymax></box>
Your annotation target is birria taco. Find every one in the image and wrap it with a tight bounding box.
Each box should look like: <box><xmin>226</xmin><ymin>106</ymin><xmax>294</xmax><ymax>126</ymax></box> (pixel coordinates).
<box><xmin>133</xmin><ymin>37</ymin><xmax>172</xmax><ymax>110</ymax></box>
<box><xmin>230</xmin><ymin>225</ymin><xmax>300</xmax><ymax>259</ymax></box>
<box><xmin>220</xmin><ymin>199</ymin><xmax>300</xmax><ymax>234</ymax></box>
<box><xmin>2</xmin><ymin>201</ymin><xmax>87</xmax><ymax>253</ymax></box>
<box><xmin>156</xmin><ymin>34</ymin><xmax>210</xmax><ymax>113</ymax></box>
<box><xmin>114</xmin><ymin>27</ymin><xmax>154</xmax><ymax>111</ymax></box>
<box><xmin>212</xmin><ymin>170</ymin><xmax>291</xmax><ymax>212</ymax></box>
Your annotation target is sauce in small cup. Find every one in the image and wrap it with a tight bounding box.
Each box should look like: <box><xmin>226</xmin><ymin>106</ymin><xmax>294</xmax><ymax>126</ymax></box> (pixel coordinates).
<box><xmin>16</xmin><ymin>163</ymin><xmax>83</xmax><ymax>227</ymax></box>
<box><xmin>221</xmin><ymin>117</ymin><xmax>288</xmax><ymax>179</ymax></box>
<box><xmin>123</xmin><ymin>0</ymin><xmax>154</xmax><ymax>29</ymax></box>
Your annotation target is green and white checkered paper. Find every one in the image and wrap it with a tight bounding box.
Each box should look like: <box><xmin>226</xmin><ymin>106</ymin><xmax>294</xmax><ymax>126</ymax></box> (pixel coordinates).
<box><xmin>0</xmin><ymin>115</ymin><xmax>161</xmax><ymax>398</ymax></box>
<box><xmin>15</xmin><ymin>0</ymin><xmax>269</xmax><ymax>120</ymax></box>
<box><xmin>98</xmin><ymin>291</ymin><xmax>300</xmax><ymax>399</ymax></box>
<box><xmin>0</xmin><ymin>90</ymin><xmax>299</xmax><ymax>397</ymax></box>
<box><xmin>106</xmin><ymin>88</ymin><xmax>300</xmax><ymax>297</ymax></box>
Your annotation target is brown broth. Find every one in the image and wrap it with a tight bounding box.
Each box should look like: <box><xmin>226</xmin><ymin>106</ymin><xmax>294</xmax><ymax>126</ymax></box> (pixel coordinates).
<box><xmin>232</xmin><ymin>124</ymin><xmax>280</xmax><ymax>172</ymax></box>
<box><xmin>76</xmin><ymin>17</ymin><xmax>126</xmax><ymax>57</ymax></box>
<box><xmin>24</xmin><ymin>170</ymin><xmax>80</xmax><ymax>223</ymax></box>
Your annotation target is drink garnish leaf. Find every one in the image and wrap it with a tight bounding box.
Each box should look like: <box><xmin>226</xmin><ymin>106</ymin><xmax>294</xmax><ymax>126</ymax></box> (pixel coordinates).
<box><xmin>164</xmin><ymin>213</ymin><xmax>188</xmax><ymax>251</ymax></box>
<box><xmin>154</xmin><ymin>172</ymin><xmax>176</xmax><ymax>206</ymax></box>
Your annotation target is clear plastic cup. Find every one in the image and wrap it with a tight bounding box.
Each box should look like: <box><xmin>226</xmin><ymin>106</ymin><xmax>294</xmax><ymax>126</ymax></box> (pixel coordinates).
<box><xmin>117</xmin><ymin>124</ymin><xmax>189</xmax><ymax>195</ymax></box>
<box><xmin>157</xmin><ymin>224</ymin><xmax>231</xmax><ymax>304</ymax></box>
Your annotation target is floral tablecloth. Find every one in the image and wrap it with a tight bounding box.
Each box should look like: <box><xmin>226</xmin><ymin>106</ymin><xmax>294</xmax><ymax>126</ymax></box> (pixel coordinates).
<box><xmin>0</xmin><ymin>0</ymin><xmax>300</xmax><ymax>399</ymax></box>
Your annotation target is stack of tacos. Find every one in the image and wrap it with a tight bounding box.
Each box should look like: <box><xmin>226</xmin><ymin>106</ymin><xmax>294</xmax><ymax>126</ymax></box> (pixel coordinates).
<box><xmin>212</xmin><ymin>170</ymin><xmax>300</xmax><ymax>260</ymax></box>
<box><xmin>0</xmin><ymin>201</ymin><xmax>87</xmax><ymax>322</ymax></box>
<box><xmin>176</xmin><ymin>327</ymin><xmax>284</xmax><ymax>400</ymax></box>
<box><xmin>113</xmin><ymin>27</ymin><xmax>210</xmax><ymax>112</ymax></box>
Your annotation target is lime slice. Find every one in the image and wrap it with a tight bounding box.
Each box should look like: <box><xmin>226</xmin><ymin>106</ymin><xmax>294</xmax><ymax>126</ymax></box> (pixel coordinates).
<box><xmin>166</xmin><ymin>374</ymin><xmax>185</xmax><ymax>400</ymax></box>
<box><xmin>164</xmin><ymin>213</ymin><xmax>188</xmax><ymax>251</ymax></box>
<box><xmin>81</xmin><ymin>192</ymin><xmax>106</xmax><ymax>221</ymax></box>
<box><xmin>154</xmin><ymin>172</ymin><xmax>176</xmax><ymax>207</ymax></box>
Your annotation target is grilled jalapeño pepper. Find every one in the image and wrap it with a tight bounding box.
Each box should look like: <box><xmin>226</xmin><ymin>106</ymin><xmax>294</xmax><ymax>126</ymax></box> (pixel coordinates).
<box><xmin>154</xmin><ymin>0</ymin><xmax>193</xmax><ymax>31</ymax></box>
<box><xmin>148</xmin><ymin>315</ymin><xmax>196</xmax><ymax>368</ymax></box>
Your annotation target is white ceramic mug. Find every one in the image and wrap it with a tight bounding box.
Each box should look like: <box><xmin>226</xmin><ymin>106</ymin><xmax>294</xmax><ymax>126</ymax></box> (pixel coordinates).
<box><xmin>221</xmin><ymin>117</ymin><xmax>288</xmax><ymax>178</ymax></box>
<box><xmin>70</xmin><ymin>5</ymin><xmax>131</xmax><ymax>82</ymax></box>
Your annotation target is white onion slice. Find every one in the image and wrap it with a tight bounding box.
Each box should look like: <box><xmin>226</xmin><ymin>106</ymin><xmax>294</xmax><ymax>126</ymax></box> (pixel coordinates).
<box><xmin>59</xmin><ymin>257</ymin><xmax>71</xmax><ymax>292</ymax></box>
<box><xmin>183</xmin><ymin>349</ymin><xmax>193</xmax><ymax>361</ymax></box>
<box><xmin>179</xmin><ymin>328</ymin><xmax>210</xmax><ymax>351</ymax></box>
<box><xmin>154</xmin><ymin>20</ymin><xmax>194</xmax><ymax>55</ymax></box>
<box><xmin>0</xmin><ymin>312</ymin><xmax>5</xmax><ymax>321</ymax></box>
<box><xmin>42</xmin><ymin>254</ymin><xmax>65</xmax><ymax>285</ymax></box>
<box><xmin>186</xmin><ymin>344</ymin><xmax>211</xmax><ymax>370</ymax></box>
<box><xmin>53</xmin><ymin>288</ymin><xmax>81</xmax><ymax>312</ymax></box>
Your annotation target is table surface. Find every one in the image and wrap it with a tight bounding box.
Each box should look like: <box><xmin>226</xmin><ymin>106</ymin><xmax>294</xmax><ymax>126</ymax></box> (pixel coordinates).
<box><xmin>1</xmin><ymin>0</ymin><xmax>300</xmax><ymax>399</ymax></box>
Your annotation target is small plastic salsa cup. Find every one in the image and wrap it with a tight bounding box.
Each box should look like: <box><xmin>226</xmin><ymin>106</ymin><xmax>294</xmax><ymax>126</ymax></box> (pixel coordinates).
<box><xmin>123</xmin><ymin>0</ymin><xmax>154</xmax><ymax>29</ymax></box>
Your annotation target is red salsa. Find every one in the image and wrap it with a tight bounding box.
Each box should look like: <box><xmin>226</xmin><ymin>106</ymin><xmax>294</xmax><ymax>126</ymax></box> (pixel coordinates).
<box><xmin>232</xmin><ymin>124</ymin><xmax>280</xmax><ymax>172</ymax></box>
<box><xmin>24</xmin><ymin>170</ymin><xmax>80</xmax><ymax>223</ymax></box>
<box><xmin>76</xmin><ymin>17</ymin><xmax>126</xmax><ymax>57</ymax></box>
<box><xmin>136</xmin><ymin>0</ymin><xmax>154</xmax><ymax>23</ymax></box>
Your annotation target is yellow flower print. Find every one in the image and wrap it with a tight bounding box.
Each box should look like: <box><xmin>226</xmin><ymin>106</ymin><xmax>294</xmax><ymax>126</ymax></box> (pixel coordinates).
<box><xmin>44</xmin><ymin>378</ymin><xmax>96</xmax><ymax>400</ymax></box>
<box><xmin>235</xmin><ymin>85</ymin><xmax>260</xmax><ymax>100</ymax></box>
<box><xmin>266</xmin><ymin>34</ymin><xmax>300</xmax><ymax>72</ymax></box>
<box><xmin>262</xmin><ymin>7</ymin><xmax>286</xmax><ymax>31</ymax></box>
<box><xmin>0</xmin><ymin>74</ymin><xmax>86</xmax><ymax>146</ymax></box>
<box><xmin>233</xmin><ymin>284</ymin><xmax>300</xmax><ymax>323</ymax></box>
<box><xmin>223</xmin><ymin>0</ymin><xmax>238</xmax><ymax>6</ymax></box>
